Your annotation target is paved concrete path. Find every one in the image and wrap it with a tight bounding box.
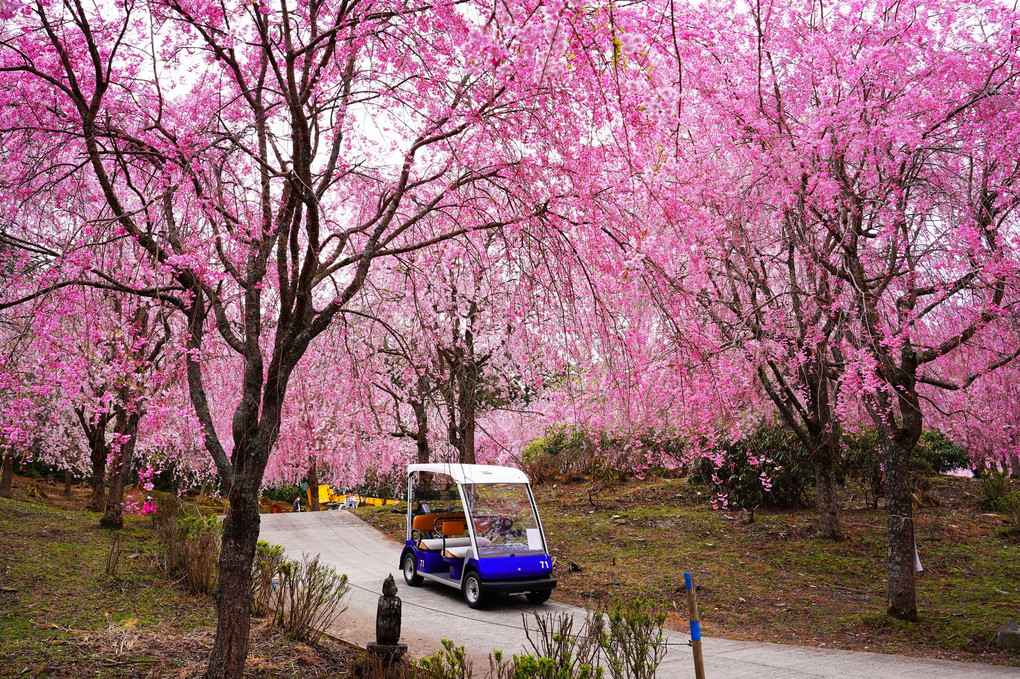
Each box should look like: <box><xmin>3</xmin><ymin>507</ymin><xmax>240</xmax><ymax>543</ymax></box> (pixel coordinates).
<box><xmin>259</xmin><ymin>510</ymin><xmax>1019</xmax><ymax>678</ymax></box>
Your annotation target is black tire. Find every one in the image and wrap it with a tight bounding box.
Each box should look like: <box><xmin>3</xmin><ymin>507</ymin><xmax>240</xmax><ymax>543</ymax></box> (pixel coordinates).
<box><xmin>525</xmin><ymin>590</ymin><xmax>551</xmax><ymax>605</ymax></box>
<box><xmin>403</xmin><ymin>552</ymin><xmax>423</xmax><ymax>586</ymax></box>
<box><xmin>462</xmin><ymin>571</ymin><xmax>487</xmax><ymax>609</ymax></box>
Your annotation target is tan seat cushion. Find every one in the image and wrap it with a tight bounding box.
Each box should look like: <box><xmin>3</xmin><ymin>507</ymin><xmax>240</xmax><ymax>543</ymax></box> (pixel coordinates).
<box><xmin>416</xmin><ymin>537</ymin><xmax>492</xmax><ymax>551</ymax></box>
<box><xmin>443</xmin><ymin>546</ymin><xmax>472</xmax><ymax>559</ymax></box>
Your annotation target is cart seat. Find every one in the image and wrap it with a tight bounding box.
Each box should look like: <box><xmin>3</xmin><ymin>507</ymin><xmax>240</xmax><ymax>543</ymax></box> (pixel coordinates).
<box><xmin>441</xmin><ymin>520</ymin><xmax>466</xmax><ymax>536</ymax></box>
<box><xmin>417</xmin><ymin>536</ymin><xmax>492</xmax><ymax>551</ymax></box>
<box><xmin>412</xmin><ymin>513</ymin><xmax>465</xmax><ymax>533</ymax></box>
<box><xmin>443</xmin><ymin>546</ymin><xmax>472</xmax><ymax>559</ymax></box>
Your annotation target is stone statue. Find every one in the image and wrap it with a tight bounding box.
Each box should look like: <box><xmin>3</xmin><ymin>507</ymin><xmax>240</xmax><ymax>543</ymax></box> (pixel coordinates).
<box><xmin>366</xmin><ymin>574</ymin><xmax>407</xmax><ymax>675</ymax></box>
<box><xmin>376</xmin><ymin>574</ymin><xmax>402</xmax><ymax>644</ymax></box>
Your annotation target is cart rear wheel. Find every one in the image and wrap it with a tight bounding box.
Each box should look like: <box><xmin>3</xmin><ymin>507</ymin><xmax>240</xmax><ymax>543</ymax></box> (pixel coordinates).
<box><xmin>403</xmin><ymin>552</ymin><xmax>423</xmax><ymax>586</ymax></box>
<box><xmin>462</xmin><ymin>571</ymin><xmax>487</xmax><ymax>609</ymax></box>
<box><xmin>525</xmin><ymin>590</ymin><xmax>551</xmax><ymax>605</ymax></box>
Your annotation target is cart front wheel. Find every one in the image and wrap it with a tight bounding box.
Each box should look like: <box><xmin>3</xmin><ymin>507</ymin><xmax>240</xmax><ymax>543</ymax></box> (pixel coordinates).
<box><xmin>403</xmin><ymin>552</ymin><xmax>423</xmax><ymax>586</ymax></box>
<box><xmin>525</xmin><ymin>590</ymin><xmax>551</xmax><ymax>605</ymax></box>
<box><xmin>462</xmin><ymin>572</ymin><xmax>487</xmax><ymax>609</ymax></box>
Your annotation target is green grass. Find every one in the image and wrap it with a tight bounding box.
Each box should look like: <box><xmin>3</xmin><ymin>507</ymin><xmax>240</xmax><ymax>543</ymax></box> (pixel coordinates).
<box><xmin>358</xmin><ymin>474</ymin><xmax>1020</xmax><ymax>666</ymax></box>
<box><xmin>0</xmin><ymin>487</ymin><xmax>356</xmax><ymax>678</ymax></box>
<box><xmin>0</xmin><ymin>496</ymin><xmax>215</xmax><ymax>678</ymax></box>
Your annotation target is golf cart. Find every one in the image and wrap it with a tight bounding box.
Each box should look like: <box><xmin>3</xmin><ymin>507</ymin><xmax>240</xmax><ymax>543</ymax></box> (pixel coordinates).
<box><xmin>400</xmin><ymin>463</ymin><xmax>556</xmax><ymax>609</ymax></box>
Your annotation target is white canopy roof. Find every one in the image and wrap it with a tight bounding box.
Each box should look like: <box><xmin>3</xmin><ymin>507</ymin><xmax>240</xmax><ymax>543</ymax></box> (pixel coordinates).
<box><xmin>406</xmin><ymin>463</ymin><xmax>530</xmax><ymax>485</ymax></box>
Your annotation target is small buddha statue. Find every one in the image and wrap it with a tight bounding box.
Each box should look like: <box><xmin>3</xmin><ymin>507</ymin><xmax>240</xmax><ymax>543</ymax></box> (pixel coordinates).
<box><xmin>376</xmin><ymin>574</ymin><xmax>401</xmax><ymax>645</ymax></box>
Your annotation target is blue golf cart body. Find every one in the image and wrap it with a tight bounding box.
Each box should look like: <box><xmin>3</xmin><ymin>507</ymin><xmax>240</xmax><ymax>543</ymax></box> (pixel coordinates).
<box><xmin>399</xmin><ymin>463</ymin><xmax>556</xmax><ymax>608</ymax></box>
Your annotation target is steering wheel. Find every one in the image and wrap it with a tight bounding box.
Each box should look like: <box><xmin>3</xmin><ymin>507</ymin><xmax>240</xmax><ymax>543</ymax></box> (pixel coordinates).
<box><xmin>476</xmin><ymin>515</ymin><xmax>515</xmax><ymax>539</ymax></box>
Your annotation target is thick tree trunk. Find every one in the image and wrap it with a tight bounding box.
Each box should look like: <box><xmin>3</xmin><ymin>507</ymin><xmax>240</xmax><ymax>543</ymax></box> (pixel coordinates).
<box><xmin>459</xmin><ymin>361</ymin><xmax>478</xmax><ymax>465</ymax></box>
<box><xmin>882</xmin><ymin>433</ymin><xmax>917</xmax><ymax>620</ymax></box>
<box><xmin>205</xmin><ymin>471</ymin><xmax>261</xmax><ymax>678</ymax></box>
<box><xmin>412</xmin><ymin>392</ymin><xmax>430</xmax><ymax>466</ymax></box>
<box><xmin>1010</xmin><ymin>452</ymin><xmax>1020</xmax><ymax>479</ymax></box>
<box><xmin>63</xmin><ymin>470</ymin><xmax>72</xmax><ymax>497</ymax></box>
<box><xmin>813</xmin><ymin>444</ymin><xmax>842</xmax><ymax>540</ymax></box>
<box><xmin>84</xmin><ymin>432</ymin><xmax>109</xmax><ymax>512</ymax></box>
<box><xmin>307</xmin><ymin>464</ymin><xmax>320</xmax><ymax>511</ymax></box>
<box><xmin>85</xmin><ymin>474</ymin><xmax>106</xmax><ymax>511</ymax></box>
<box><xmin>100</xmin><ymin>412</ymin><xmax>141</xmax><ymax>529</ymax></box>
<box><xmin>100</xmin><ymin>463</ymin><xmax>130</xmax><ymax>529</ymax></box>
<box><xmin>868</xmin><ymin>373</ymin><xmax>922</xmax><ymax>622</ymax></box>
<box><xmin>0</xmin><ymin>451</ymin><xmax>13</xmax><ymax>498</ymax></box>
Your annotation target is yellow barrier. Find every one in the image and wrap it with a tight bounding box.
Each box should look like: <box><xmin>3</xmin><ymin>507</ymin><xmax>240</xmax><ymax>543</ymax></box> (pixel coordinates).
<box><xmin>301</xmin><ymin>489</ymin><xmax>401</xmax><ymax>508</ymax></box>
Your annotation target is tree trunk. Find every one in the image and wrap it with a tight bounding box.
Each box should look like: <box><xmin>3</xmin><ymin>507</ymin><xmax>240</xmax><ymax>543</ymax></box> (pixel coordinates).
<box><xmin>881</xmin><ymin>432</ymin><xmax>917</xmax><ymax>620</ymax></box>
<box><xmin>1010</xmin><ymin>452</ymin><xmax>1020</xmax><ymax>479</ymax></box>
<box><xmin>813</xmin><ymin>443</ymin><xmax>842</xmax><ymax>540</ymax></box>
<box><xmin>84</xmin><ymin>429</ymin><xmax>110</xmax><ymax>512</ymax></box>
<box><xmin>100</xmin><ymin>411</ymin><xmax>141</xmax><ymax>529</ymax></box>
<box><xmin>205</xmin><ymin>472</ymin><xmax>261</xmax><ymax>678</ymax></box>
<box><xmin>412</xmin><ymin>388</ymin><xmax>430</xmax><ymax>467</ymax></box>
<box><xmin>459</xmin><ymin>360</ymin><xmax>478</xmax><ymax>465</ymax></box>
<box><xmin>307</xmin><ymin>464</ymin><xmax>320</xmax><ymax>511</ymax></box>
<box><xmin>0</xmin><ymin>451</ymin><xmax>13</xmax><ymax>498</ymax></box>
<box><xmin>63</xmin><ymin>470</ymin><xmax>72</xmax><ymax>497</ymax></box>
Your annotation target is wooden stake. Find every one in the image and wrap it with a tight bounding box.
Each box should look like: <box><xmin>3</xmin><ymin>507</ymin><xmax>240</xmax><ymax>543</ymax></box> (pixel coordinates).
<box><xmin>684</xmin><ymin>571</ymin><xmax>706</xmax><ymax>679</ymax></box>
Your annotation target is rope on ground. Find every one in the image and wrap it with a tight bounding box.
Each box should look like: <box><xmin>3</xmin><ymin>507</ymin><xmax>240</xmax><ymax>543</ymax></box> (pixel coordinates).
<box><xmin>299</xmin><ymin>513</ymin><xmax>694</xmax><ymax>649</ymax></box>
<box><xmin>345</xmin><ymin>579</ymin><xmax>529</xmax><ymax>632</ymax></box>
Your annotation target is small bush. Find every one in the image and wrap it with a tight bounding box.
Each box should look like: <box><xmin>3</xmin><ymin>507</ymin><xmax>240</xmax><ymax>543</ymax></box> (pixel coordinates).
<box><xmin>262</xmin><ymin>484</ymin><xmax>302</xmax><ymax>503</ymax></box>
<box><xmin>105</xmin><ymin>533</ymin><xmax>124</xmax><ymax>577</ymax></box>
<box><xmin>912</xmin><ymin>431</ymin><xmax>970</xmax><ymax>475</ymax></box>
<box><xmin>151</xmin><ymin>496</ymin><xmax>221</xmax><ymax>596</ymax></box>
<box><xmin>981</xmin><ymin>470</ymin><xmax>1010</xmax><ymax>511</ymax></box>
<box><xmin>840</xmin><ymin>430</ymin><xmax>883</xmax><ymax>507</ymax></box>
<box><xmin>696</xmin><ymin>425</ymin><xmax>812</xmax><ymax>515</ymax></box>
<box><xmin>152</xmin><ymin>496</ymin><xmax>189</xmax><ymax>575</ymax></box>
<box><xmin>521</xmin><ymin>610</ymin><xmax>601</xmax><ymax>678</ymax></box>
<box><xmin>522</xmin><ymin>426</ymin><xmax>597</xmax><ymax>484</ymax></box>
<box><xmin>252</xmin><ymin>540</ymin><xmax>286</xmax><ymax>617</ymax></box>
<box><xmin>414</xmin><ymin>639</ymin><xmax>473</xmax><ymax>679</ymax></box>
<box><xmin>495</xmin><ymin>654</ymin><xmax>601</xmax><ymax>679</ymax></box>
<box><xmin>359</xmin><ymin>601</ymin><xmax>665</xmax><ymax>679</ymax></box>
<box><xmin>182</xmin><ymin>522</ymin><xmax>220</xmax><ymax>595</ymax></box>
<box><xmin>597</xmin><ymin>599</ymin><xmax>667</xmax><ymax>679</ymax></box>
<box><xmin>1003</xmin><ymin>492</ymin><xmax>1020</xmax><ymax>542</ymax></box>
<box><xmin>272</xmin><ymin>554</ymin><xmax>349</xmax><ymax>643</ymax></box>
<box><xmin>841</xmin><ymin>429</ymin><xmax>971</xmax><ymax>508</ymax></box>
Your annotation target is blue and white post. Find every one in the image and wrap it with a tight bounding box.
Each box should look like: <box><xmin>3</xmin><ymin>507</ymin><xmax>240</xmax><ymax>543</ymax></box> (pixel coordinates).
<box><xmin>684</xmin><ymin>571</ymin><xmax>706</xmax><ymax>679</ymax></box>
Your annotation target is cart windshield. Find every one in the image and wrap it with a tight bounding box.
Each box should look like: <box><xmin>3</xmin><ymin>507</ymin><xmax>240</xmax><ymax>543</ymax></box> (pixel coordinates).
<box><xmin>463</xmin><ymin>483</ymin><xmax>546</xmax><ymax>557</ymax></box>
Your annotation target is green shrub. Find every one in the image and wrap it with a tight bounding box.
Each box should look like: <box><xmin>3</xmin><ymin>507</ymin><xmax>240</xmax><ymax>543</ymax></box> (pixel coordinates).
<box><xmin>251</xmin><ymin>540</ymin><xmax>286</xmax><ymax>617</ymax></box>
<box><xmin>597</xmin><ymin>598</ymin><xmax>667</xmax><ymax>679</ymax></box>
<box><xmin>522</xmin><ymin>426</ymin><xmax>597</xmax><ymax>484</ymax></box>
<box><xmin>523</xmin><ymin>426</ymin><xmax>684</xmax><ymax>488</ymax></box>
<box><xmin>182</xmin><ymin>522</ymin><xmax>220</xmax><ymax>595</ymax></box>
<box><xmin>262</xmin><ymin>484</ymin><xmax>302</xmax><ymax>503</ymax></box>
<box><xmin>981</xmin><ymin>470</ymin><xmax>1010</xmax><ymax>511</ymax></box>
<box><xmin>840</xmin><ymin>430</ymin><xmax>883</xmax><ymax>507</ymax></box>
<box><xmin>272</xmin><ymin>554</ymin><xmax>349</xmax><ymax>643</ymax></box>
<box><xmin>520</xmin><ymin>610</ymin><xmax>601</xmax><ymax>679</ymax></box>
<box><xmin>1003</xmin><ymin>492</ymin><xmax>1020</xmax><ymax>542</ymax></box>
<box><xmin>841</xmin><ymin>429</ymin><xmax>971</xmax><ymax>508</ymax></box>
<box><xmin>912</xmin><ymin>430</ymin><xmax>970</xmax><ymax>475</ymax></box>
<box><xmin>696</xmin><ymin>425</ymin><xmax>812</xmax><ymax>515</ymax></box>
<box><xmin>415</xmin><ymin>639</ymin><xmax>472</xmax><ymax>679</ymax></box>
<box><xmin>151</xmin><ymin>497</ymin><xmax>221</xmax><ymax>596</ymax></box>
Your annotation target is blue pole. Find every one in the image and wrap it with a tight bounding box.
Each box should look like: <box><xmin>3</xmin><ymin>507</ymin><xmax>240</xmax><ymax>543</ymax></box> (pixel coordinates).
<box><xmin>684</xmin><ymin>571</ymin><xmax>706</xmax><ymax>679</ymax></box>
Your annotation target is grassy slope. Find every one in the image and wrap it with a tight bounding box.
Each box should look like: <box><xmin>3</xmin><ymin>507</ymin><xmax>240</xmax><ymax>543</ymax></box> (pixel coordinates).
<box><xmin>359</xmin><ymin>474</ymin><xmax>1020</xmax><ymax>666</ymax></box>
<box><xmin>0</xmin><ymin>478</ymin><xmax>354</xmax><ymax>679</ymax></box>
